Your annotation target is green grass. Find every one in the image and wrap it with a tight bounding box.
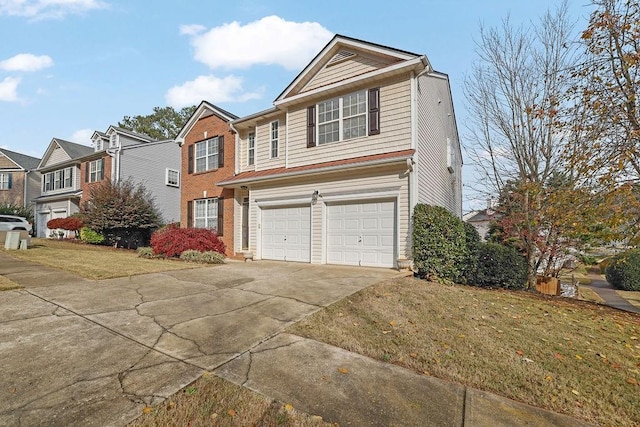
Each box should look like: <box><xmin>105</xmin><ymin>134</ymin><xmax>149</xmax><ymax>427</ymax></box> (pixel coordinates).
<box><xmin>288</xmin><ymin>277</ymin><xmax>640</xmax><ymax>427</ymax></box>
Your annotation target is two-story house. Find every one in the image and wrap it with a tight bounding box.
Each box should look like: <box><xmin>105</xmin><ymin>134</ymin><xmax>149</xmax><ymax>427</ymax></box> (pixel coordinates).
<box><xmin>83</xmin><ymin>126</ymin><xmax>181</xmax><ymax>224</ymax></box>
<box><xmin>175</xmin><ymin>101</ymin><xmax>238</xmax><ymax>257</ymax></box>
<box><xmin>0</xmin><ymin>149</ymin><xmax>41</xmax><ymax>210</ymax></box>
<box><xmin>214</xmin><ymin>35</ymin><xmax>462</xmax><ymax>269</ymax></box>
<box><xmin>33</xmin><ymin>139</ymin><xmax>94</xmax><ymax>237</ymax></box>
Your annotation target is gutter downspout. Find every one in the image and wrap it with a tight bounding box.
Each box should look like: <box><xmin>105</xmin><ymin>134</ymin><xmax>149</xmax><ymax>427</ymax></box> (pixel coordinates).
<box><xmin>229</xmin><ymin>122</ymin><xmax>239</xmax><ymax>176</ymax></box>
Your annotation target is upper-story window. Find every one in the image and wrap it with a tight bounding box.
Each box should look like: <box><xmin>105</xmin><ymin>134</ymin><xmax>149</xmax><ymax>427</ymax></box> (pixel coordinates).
<box><xmin>307</xmin><ymin>88</ymin><xmax>379</xmax><ymax>148</ymax></box>
<box><xmin>248</xmin><ymin>131</ymin><xmax>255</xmax><ymax>166</ymax></box>
<box><xmin>0</xmin><ymin>173</ymin><xmax>12</xmax><ymax>190</ymax></box>
<box><xmin>88</xmin><ymin>159</ymin><xmax>104</xmax><ymax>182</ymax></box>
<box><xmin>109</xmin><ymin>133</ymin><xmax>118</xmax><ymax>148</ymax></box>
<box><xmin>43</xmin><ymin>167</ymin><xmax>73</xmax><ymax>192</ymax></box>
<box><xmin>192</xmin><ymin>136</ymin><xmax>224</xmax><ymax>173</ymax></box>
<box><xmin>270</xmin><ymin>121</ymin><xmax>279</xmax><ymax>158</ymax></box>
<box><xmin>166</xmin><ymin>168</ymin><xmax>180</xmax><ymax>187</ymax></box>
<box><xmin>95</xmin><ymin>139</ymin><xmax>103</xmax><ymax>151</ymax></box>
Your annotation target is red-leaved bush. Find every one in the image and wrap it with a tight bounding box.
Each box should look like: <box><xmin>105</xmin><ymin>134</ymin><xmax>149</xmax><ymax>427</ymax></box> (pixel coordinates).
<box><xmin>47</xmin><ymin>217</ymin><xmax>84</xmax><ymax>231</ymax></box>
<box><xmin>150</xmin><ymin>226</ymin><xmax>226</xmax><ymax>258</ymax></box>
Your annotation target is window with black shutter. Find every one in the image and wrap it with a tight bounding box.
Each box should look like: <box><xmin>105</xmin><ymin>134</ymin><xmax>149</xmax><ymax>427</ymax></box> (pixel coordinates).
<box><xmin>368</xmin><ymin>87</ymin><xmax>380</xmax><ymax>135</ymax></box>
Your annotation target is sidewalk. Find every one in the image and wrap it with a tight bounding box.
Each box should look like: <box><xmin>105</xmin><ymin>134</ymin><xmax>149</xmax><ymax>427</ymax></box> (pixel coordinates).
<box><xmin>215</xmin><ymin>334</ymin><xmax>593</xmax><ymax>427</ymax></box>
<box><xmin>583</xmin><ymin>274</ymin><xmax>640</xmax><ymax>314</ymax></box>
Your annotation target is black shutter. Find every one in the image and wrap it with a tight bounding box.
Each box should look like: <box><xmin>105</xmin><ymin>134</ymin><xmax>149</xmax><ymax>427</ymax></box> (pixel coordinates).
<box><xmin>307</xmin><ymin>105</ymin><xmax>316</xmax><ymax>147</ymax></box>
<box><xmin>100</xmin><ymin>158</ymin><xmax>105</xmax><ymax>180</ymax></box>
<box><xmin>368</xmin><ymin>87</ymin><xmax>380</xmax><ymax>135</ymax></box>
<box><xmin>218</xmin><ymin>136</ymin><xmax>224</xmax><ymax>168</ymax></box>
<box><xmin>188</xmin><ymin>145</ymin><xmax>194</xmax><ymax>174</ymax></box>
<box><xmin>85</xmin><ymin>162</ymin><xmax>89</xmax><ymax>182</ymax></box>
<box><xmin>217</xmin><ymin>197</ymin><xmax>224</xmax><ymax>236</ymax></box>
<box><xmin>187</xmin><ymin>201</ymin><xmax>193</xmax><ymax>228</ymax></box>
<box><xmin>7</xmin><ymin>173</ymin><xmax>12</xmax><ymax>189</ymax></box>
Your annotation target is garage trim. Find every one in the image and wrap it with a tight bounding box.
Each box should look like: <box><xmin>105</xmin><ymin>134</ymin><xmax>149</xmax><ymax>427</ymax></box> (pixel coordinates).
<box><xmin>257</xmin><ymin>200</ymin><xmax>312</xmax><ymax>262</ymax></box>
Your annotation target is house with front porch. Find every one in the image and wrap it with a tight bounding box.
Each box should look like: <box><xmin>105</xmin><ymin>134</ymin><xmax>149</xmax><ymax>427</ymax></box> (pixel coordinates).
<box><xmin>215</xmin><ymin>35</ymin><xmax>462</xmax><ymax>268</ymax></box>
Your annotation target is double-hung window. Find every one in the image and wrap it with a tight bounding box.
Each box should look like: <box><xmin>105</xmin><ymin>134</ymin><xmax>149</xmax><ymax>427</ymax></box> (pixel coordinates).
<box><xmin>109</xmin><ymin>133</ymin><xmax>117</xmax><ymax>148</ymax></box>
<box><xmin>194</xmin><ymin>136</ymin><xmax>223</xmax><ymax>173</ymax></box>
<box><xmin>166</xmin><ymin>168</ymin><xmax>180</xmax><ymax>187</ymax></box>
<box><xmin>89</xmin><ymin>159</ymin><xmax>103</xmax><ymax>182</ymax></box>
<box><xmin>248</xmin><ymin>132</ymin><xmax>255</xmax><ymax>166</ymax></box>
<box><xmin>44</xmin><ymin>167</ymin><xmax>73</xmax><ymax>191</ymax></box>
<box><xmin>308</xmin><ymin>88</ymin><xmax>379</xmax><ymax>147</ymax></box>
<box><xmin>0</xmin><ymin>173</ymin><xmax>11</xmax><ymax>190</ymax></box>
<box><xmin>194</xmin><ymin>198</ymin><xmax>218</xmax><ymax>230</ymax></box>
<box><xmin>63</xmin><ymin>167</ymin><xmax>72</xmax><ymax>187</ymax></box>
<box><xmin>270</xmin><ymin>121</ymin><xmax>279</xmax><ymax>158</ymax></box>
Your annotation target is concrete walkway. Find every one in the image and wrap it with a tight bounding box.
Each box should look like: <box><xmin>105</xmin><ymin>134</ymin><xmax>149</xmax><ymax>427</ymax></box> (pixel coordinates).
<box><xmin>583</xmin><ymin>274</ymin><xmax>640</xmax><ymax>314</ymax></box>
<box><xmin>0</xmin><ymin>254</ymin><xmax>592</xmax><ymax>426</ymax></box>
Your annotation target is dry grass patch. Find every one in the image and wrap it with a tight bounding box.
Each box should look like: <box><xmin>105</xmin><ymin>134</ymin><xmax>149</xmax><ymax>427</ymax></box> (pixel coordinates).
<box><xmin>129</xmin><ymin>372</ymin><xmax>333</xmax><ymax>427</ymax></box>
<box><xmin>6</xmin><ymin>239</ymin><xmax>200</xmax><ymax>279</ymax></box>
<box><xmin>0</xmin><ymin>274</ymin><xmax>21</xmax><ymax>291</ymax></box>
<box><xmin>288</xmin><ymin>277</ymin><xmax>640</xmax><ymax>427</ymax></box>
<box><xmin>578</xmin><ymin>286</ymin><xmax>606</xmax><ymax>304</ymax></box>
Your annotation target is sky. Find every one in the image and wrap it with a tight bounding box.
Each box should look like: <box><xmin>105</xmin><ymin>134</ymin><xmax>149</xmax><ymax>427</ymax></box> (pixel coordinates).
<box><xmin>0</xmin><ymin>0</ymin><xmax>594</xmax><ymax>210</ymax></box>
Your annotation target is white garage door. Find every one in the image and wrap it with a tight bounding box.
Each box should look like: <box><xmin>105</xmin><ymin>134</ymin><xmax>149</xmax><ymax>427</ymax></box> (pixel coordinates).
<box><xmin>261</xmin><ymin>206</ymin><xmax>311</xmax><ymax>262</ymax></box>
<box><xmin>327</xmin><ymin>200</ymin><xmax>396</xmax><ymax>268</ymax></box>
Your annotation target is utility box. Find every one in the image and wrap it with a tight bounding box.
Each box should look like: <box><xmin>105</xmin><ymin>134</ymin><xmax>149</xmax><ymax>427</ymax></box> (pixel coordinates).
<box><xmin>4</xmin><ymin>231</ymin><xmax>20</xmax><ymax>250</ymax></box>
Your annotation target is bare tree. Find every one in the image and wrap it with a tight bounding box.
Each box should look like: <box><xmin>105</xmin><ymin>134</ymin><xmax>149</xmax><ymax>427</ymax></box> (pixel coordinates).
<box><xmin>465</xmin><ymin>3</ymin><xmax>578</xmax><ymax>288</ymax></box>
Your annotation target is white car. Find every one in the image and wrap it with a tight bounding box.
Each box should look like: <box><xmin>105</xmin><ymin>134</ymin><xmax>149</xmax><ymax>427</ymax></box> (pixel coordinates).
<box><xmin>0</xmin><ymin>215</ymin><xmax>33</xmax><ymax>235</ymax></box>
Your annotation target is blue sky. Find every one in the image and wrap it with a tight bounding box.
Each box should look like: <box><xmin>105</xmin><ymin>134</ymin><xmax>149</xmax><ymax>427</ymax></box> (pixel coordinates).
<box><xmin>0</xmin><ymin>0</ymin><xmax>593</xmax><ymax>209</ymax></box>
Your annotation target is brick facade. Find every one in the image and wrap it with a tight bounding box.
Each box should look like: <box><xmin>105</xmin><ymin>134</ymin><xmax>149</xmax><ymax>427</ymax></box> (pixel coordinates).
<box><xmin>79</xmin><ymin>155</ymin><xmax>113</xmax><ymax>208</ymax></box>
<box><xmin>181</xmin><ymin>114</ymin><xmax>237</xmax><ymax>257</ymax></box>
<box><xmin>0</xmin><ymin>171</ymin><xmax>26</xmax><ymax>206</ymax></box>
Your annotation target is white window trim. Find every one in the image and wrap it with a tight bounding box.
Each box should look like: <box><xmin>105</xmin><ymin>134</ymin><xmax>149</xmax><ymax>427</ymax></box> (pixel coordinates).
<box><xmin>109</xmin><ymin>133</ymin><xmax>118</xmax><ymax>148</ymax></box>
<box><xmin>89</xmin><ymin>160</ymin><xmax>102</xmax><ymax>183</ymax></box>
<box><xmin>0</xmin><ymin>173</ymin><xmax>10</xmax><ymax>190</ymax></box>
<box><xmin>95</xmin><ymin>139</ymin><xmax>103</xmax><ymax>151</ymax></box>
<box><xmin>194</xmin><ymin>137</ymin><xmax>220</xmax><ymax>173</ymax></box>
<box><xmin>43</xmin><ymin>167</ymin><xmax>73</xmax><ymax>192</ymax></box>
<box><xmin>270</xmin><ymin>121</ymin><xmax>279</xmax><ymax>159</ymax></box>
<box><xmin>248</xmin><ymin>131</ymin><xmax>255</xmax><ymax>166</ymax></box>
<box><xmin>317</xmin><ymin>90</ymin><xmax>368</xmax><ymax>145</ymax></box>
<box><xmin>193</xmin><ymin>198</ymin><xmax>218</xmax><ymax>230</ymax></box>
<box><xmin>166</xmin><ymin>168</ymin><xmax>180</xmax><ymax>187</ymax></box>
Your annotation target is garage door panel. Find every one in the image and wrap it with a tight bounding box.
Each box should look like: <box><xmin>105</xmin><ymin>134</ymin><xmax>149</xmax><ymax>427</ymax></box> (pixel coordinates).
<box><xmin>327</xmin><ymin>200</ymin><xmax>396</xmax><ymax>268</ymax></box>
<box><xmin>262</xmin><ymin>206</ymin><xmax>311</xmax><ymax>263</ymax></box>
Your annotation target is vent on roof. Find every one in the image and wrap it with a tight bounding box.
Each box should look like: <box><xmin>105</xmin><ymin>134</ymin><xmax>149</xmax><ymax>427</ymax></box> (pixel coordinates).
<box><xmin>327</xmin><ymin>50</ymin><xmax>356</xmax><ymax>66</ymax></box>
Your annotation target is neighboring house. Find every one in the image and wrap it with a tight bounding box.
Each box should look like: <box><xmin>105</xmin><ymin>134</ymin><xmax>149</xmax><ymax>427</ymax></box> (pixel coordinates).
<box><xmin>0</xmin><ymin>149</ymin><xmax>41</xmax><ymax>210</ymax></box>
<box><xmin>463</xmin><ymin>209</ymin><xmax>497</xmax><ymax>241</ymax></box>
<box><xmin>175</xmin><ymin>101</ymin><xmax>238</xmax><ymax>257</ymax></box>
<box><xmin>33</xmin><ymin>139</ymin><xmax>94</xmax><ymax>237</ymax></box>
<box><xmin>212</xmin><ymin>35</ymin><xmax>462</xmax><ymax>268</ymax></box>
<box><xmin>82</xmin><ymin>126</ymin><xmax>181</xmax><ymax>224</ymax></box>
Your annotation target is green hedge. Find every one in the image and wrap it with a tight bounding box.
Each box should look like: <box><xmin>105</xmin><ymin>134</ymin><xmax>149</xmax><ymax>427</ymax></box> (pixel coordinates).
<box><xmin>80</xmin><ymin>227</ymin><xmax>105</xmax><ymax>244</ymax></box>
<box><xmin>474</xmin><ymin>242</ymin><xmax>527</xmax><ymax>289</ymax></box>
<box><xmin>462</xmin><ymin>222</ymin><xmax>481</xmax><ymax>284</ymax></box>
<box><xmin>412</xmin><ymin>204</ymin><xmax>466</xmax><ymax>282</ymax></box>
<box><xmin>605</xmin><ymin>249</ymin><xmax>640</xmax><ymax>291</ymax></box>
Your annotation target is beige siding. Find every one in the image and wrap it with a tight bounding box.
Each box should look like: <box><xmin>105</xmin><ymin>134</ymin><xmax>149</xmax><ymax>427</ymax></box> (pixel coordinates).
<box><xmin>286</xmin><ymin>76</ymin><xmax>412</xmax><ymax>168</ymax></box>
<box><xmin>0</xmin><ymin>154</ymin><xmax>18</xmax><ymax>168</ymax></box>
<box><xmin>247</xmin><ymin>165</ymin><xmax>411</xmax><ymax>263</ymax></box>
<box><xmin>304</xmin><ymin>54</ymin><xmax>396</xmax><ymax>92</ymax></box>
<box><xmin>416</xmin><ymin>74</ymin><xmax>462</xmax><ymax>217</ymax></box>
<box><xmin>46</xmin><ymin>145</ymin><xmax>71</xmax><ymax>166</ymax></box>
<box><xmin>254</xmin><ymin>115</ymin><xmax>286</xmax><ymax>170</ymax></box>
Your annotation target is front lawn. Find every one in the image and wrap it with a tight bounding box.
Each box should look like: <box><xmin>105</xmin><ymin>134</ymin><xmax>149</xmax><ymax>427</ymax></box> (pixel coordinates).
<box><xmin>0</xmin><ymin>275</ymin><xmax>21</xmax><ymax>291</ymax></box>
<box><xmin>5</xmin><ymin>239</ymin><xmax>200</xmax><ymax>279</ymax></box>
<box><xmin>288</xmin><ymin>277</ymin><xmax>640</xmax><ymax>427</ymax></box>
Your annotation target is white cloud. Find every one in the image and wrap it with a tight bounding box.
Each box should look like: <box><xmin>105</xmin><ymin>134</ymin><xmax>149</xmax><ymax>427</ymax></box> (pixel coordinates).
<box><xmin>179</xmin><ymin>24</ymin><xmax>206</xmax><ymax>36</ymax></box>
<box><xmin>166</xmin><ymin>74</ymin><xmax>262</xmax><ymax>108</ymax></box>
<box><xmin>70</xmin><ymin>128</ymin><xmax>94</xmax><ymax>143</ymax></box>
<box><xmin>0</xmin><ymin>0</ymin><xmax>108</xmax><ymax>20</ymax></box>
<box><xmin>0</xmin><ymin>77</ymin><xmax>21</xmax><ymax>102</ymax></box>
<box><xmin>188</xmin><ymin>15</ymin><xmax>333</xmax><ymax>70</ymax></box>
<box><xmin>0</xmin><ymin>53</ymin><xmax>53</xmax><ymax>72</ymax></box>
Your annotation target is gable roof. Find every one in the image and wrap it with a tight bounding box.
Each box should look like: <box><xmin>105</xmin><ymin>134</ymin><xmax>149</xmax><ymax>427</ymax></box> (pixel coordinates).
<box><xmin>106</xmin><ymin>126</ymin><xmax>158</xmax><ymax>143</ymax></box>
<box><xmin>37</xmin><ymin>138</ymin><xmax>94</xmax><ymax>169</ymax></box>
<box><xmin>275</xmin><ymin>34</ymin><xmax>430</xmax><ymax>104</ymax></box>
<box><xmin>0</xmin><ymin>149</ymin><xmax>40</xmax><ymax>170</ymax></box>
<box><xmin>175</xmin><ymin>100</ymin><xmax>239</xmax><ymax>145</ymax></box>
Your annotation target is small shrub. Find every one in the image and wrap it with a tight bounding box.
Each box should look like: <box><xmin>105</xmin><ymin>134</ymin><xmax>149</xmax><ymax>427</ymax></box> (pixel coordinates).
<box><xmin>474</xmin><ymin>242</ymin><xmax>527</xmax><ymax>289</ymax></box>
<box><xmin>412</xmin><ymin>204</ymin><xmax>466</xmax><ymax>282</ymax></box>
<box><xmin>151</xmin><ymin>227</ymin><xmax>226</xmax><ymax>258</ymax></box>
<box><xmin>577</xmin><ymin>253</ymin><xmax>597</xmax><ymax>265</ymax></box>
<box><xmin>179</xmin><ymin>250</ymin><xmax>225</xmax><ymax>264</ymax></box>
<box><xmin>136</xmin><ymin>247</ymin><xmax>154</xmax><ymax>258</ymax></box>
<box><xmin>605</xmin><ymin>249</ymin><xmax>640</xmax><ymax>291</ymax></box>
<box><xmin>80</xmin><ymin>227</ymin><xmax>105</xmax><ymax>245</ymax></box>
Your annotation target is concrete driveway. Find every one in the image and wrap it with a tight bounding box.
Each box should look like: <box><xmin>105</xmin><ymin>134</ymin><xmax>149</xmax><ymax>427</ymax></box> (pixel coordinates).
<box><xmin>0</xmin><ymin>256</ymin><xmax>398</xmax><ymax>426</ymax></box>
